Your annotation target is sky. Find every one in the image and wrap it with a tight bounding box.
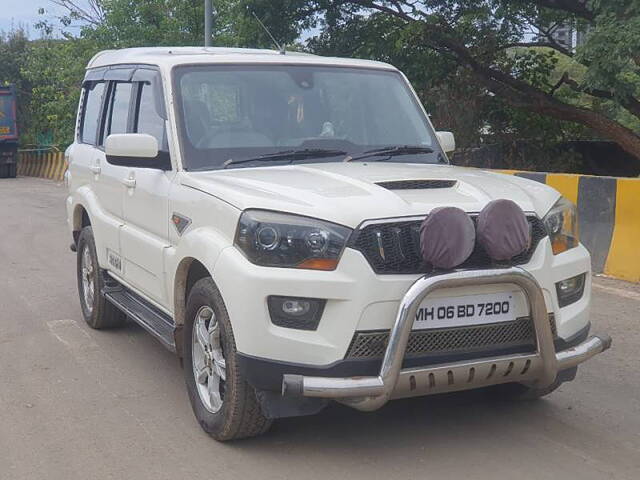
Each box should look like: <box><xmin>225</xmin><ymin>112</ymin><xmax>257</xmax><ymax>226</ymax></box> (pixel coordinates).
<box><xmin>0</xmin><ymin>0</ymin><xmax>84</xmax><ymax>37</ymax></box>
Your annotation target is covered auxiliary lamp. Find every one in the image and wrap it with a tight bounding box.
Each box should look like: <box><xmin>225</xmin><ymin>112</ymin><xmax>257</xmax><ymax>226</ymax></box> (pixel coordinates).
<box><xmin>420</xmin><ymin>199</ymin><xmax>532</xmax><ymax>269</ymax></box>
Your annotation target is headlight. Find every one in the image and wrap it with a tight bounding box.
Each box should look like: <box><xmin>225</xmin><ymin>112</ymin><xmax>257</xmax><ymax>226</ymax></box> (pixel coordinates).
<box><xmin>234</xmin><ymin>210</ymin><xmax>352</xmax><ymax>270</ymax></box>
<box><xmin>543</xmin><ymin>197</ymin><xmax>579</xmax><ymax>255</ymax></box>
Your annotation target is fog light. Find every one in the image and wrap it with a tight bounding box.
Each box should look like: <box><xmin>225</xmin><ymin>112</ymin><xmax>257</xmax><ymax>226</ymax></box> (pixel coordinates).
<box><xmin>556</xmin><ymin>273</ymin><xmax>586</xmax><ymax>308</ymax></box>
<box><xmin>281</xmin><ymin>299</ymin><xmax>311</xmax><ymax>316</ymax></box>
<box><xmin>267</xmin><ymin>296</ymin><xmax>326</xmax><ymax>330</ymax></box>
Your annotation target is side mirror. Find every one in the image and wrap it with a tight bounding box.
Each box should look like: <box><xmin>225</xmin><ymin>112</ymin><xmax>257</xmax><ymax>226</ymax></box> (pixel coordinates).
<box><xmin>105</xmin><ymin>134</ymin><xmax>171</xmax><ymax>170</ymax></box>
<box><xmin>436</xmin><ymin>131</ymin><xmax>456</xmax><ymax>153</ymax></box>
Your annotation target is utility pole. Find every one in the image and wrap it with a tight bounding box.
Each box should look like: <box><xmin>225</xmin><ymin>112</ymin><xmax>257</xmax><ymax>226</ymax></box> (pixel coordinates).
<box><xmin>204</xmin><ymin>0</ymin><xmax>212</xmax><ymax>47</ymax></box>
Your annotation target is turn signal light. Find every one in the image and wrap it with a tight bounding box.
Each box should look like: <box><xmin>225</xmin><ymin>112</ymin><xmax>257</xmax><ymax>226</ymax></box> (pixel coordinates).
<box><xmin>296</xmin><ymin>258</ymin><xmax>339</xmax><ymax>271</ymax></box>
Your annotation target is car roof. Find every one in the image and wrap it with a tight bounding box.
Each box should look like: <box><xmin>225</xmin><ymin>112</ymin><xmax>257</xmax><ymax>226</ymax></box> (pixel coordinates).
<box><xmin>87</xmin><ymin>46</ymin><xmax>397</xmax><ymax>72</ymax></box>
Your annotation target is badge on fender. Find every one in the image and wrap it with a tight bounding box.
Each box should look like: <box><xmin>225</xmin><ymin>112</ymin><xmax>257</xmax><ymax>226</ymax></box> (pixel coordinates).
<box><xmin>171</xmin><ymin>213</ymin><xmax>192</xmax><ymax>235</ymax></box>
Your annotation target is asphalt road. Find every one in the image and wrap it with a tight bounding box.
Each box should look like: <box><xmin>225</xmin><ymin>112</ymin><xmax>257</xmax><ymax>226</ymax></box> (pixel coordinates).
<box><xmin>1</xmin><ymin>176</ymin><xmax>638</xmax><ymax>480</ymax></box>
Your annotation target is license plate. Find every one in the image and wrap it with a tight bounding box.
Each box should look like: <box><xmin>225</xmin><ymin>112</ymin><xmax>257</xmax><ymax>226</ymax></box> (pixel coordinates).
<box><xmin>413</xmin><ymin>292</ymin><xmax>515</xmax><ymax>329</ymax></box>
<box><xmin>0</xmin><ymin>127</ymin><xmax>9</xmax><ymax>134</ymax></box>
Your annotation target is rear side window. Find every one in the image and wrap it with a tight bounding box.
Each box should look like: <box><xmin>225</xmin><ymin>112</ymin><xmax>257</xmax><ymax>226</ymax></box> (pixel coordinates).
<box><xmin>135</xmin><ymin>83</ymin><xmax>166</xmax><ymax>149</ymax></box>
<box><xmin>105</xmin><ymin>82</ymin><xmax>133</xmax><ymax>137</ymax></box>
<box><xmin>80</xmin><ymin>82</ymin><xmax>105</xmax><ymax>145</ymax></box>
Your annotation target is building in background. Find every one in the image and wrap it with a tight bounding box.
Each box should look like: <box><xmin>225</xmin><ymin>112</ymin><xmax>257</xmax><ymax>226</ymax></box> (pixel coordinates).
<box><xmin>549</xmin><ymin>24</ymin><xmax>574</xmax><ymax>49</ymax></box>
<box><xmin>540</xmin><ymin>23</ymin><xmax>590</xmax><ymax>50</ymax></box>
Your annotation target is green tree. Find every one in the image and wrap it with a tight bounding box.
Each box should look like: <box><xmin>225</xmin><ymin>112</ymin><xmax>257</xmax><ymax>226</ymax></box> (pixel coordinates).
<box><xmin>52</xmin><ymin>0</ymin><xmax>249</xmax><ymax>47</ymax></box>
<box><xmin>241</xmin><ymin>0</ymin><xmax>640</xmax><ymax>159</ymax></box>
<box><xmin>20</xmin><ymin>35</ymin><xmax>97</xmax><ymax>146</ymax></box>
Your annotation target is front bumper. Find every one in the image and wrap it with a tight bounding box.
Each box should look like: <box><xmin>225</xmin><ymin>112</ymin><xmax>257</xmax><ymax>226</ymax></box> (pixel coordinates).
<box><xmin>279</xmin><ymin>268</ymin><xmax>611</xmax><ymax>411</ymax></box>
<box><xmin>214</xmin><ymin>239</ymin><xmax>592</xmax><ymax>367</ymax></box>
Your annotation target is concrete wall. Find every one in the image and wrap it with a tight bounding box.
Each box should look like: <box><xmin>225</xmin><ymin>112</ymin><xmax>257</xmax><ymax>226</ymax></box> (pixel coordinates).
<box><xmin>501</xmin><ymin>170</ymin><xmax>640</xmax><ymax>282</ymax></box>
<box><xmin>17</xmin><ymin>151</ymin><xmax>67</xmax><ymax>182</ymax></box>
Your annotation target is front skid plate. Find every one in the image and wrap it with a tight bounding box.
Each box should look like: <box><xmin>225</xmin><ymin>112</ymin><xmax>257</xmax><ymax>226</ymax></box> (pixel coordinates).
<box><xmin>390</xmin><ymin>353</ymin><xmax>540</xmax><ymax>399</ymax></box>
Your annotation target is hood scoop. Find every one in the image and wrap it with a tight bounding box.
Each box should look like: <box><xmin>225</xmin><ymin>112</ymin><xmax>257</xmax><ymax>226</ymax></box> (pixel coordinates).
<box><xmin>375</xmin><ymin>179</ymin><xmax>457</xmax><ymax>190</ymax></box>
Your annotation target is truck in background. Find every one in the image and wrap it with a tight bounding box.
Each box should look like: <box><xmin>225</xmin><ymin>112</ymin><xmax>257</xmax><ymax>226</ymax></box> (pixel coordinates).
<box><xmin>0</xmin><ymin>84</ymin><xmax>18</xmax><ymax>178</ymax></box>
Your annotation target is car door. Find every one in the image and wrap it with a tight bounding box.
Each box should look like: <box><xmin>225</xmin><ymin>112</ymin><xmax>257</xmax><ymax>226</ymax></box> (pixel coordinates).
<box><xmin>119</xmin><ymin>68</ymin><xmax>174</xmax><ymax>306</ymax></box>
<box><xmin>74</xmin><ymin>77</ymin><xmax>126</xmax><ymax>273</ymax></box>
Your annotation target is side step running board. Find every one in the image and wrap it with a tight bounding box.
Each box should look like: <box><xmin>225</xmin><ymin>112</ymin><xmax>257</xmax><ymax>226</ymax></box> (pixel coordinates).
<box><xmin>104</xmin><ymin>282</ymin><xmax>176</xmax><ymax>352</ymax></box>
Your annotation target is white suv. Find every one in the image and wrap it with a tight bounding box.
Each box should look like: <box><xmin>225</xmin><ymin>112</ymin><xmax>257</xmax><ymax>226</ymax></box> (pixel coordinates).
<box><xmin>66</xmin><ymin>47</ymin><xmax>610</xmax><ymax>441</ymax></box>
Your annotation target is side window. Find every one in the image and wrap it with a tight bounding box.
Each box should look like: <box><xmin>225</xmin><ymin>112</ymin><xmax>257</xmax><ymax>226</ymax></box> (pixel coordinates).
<box><xmin>80</xmin><ymin>82</ymin><xmax>105</xmax><ymax>145</ymax></box>
<box><xmin>105</xmin><ymin>82</ymin><xmax>133</xmax><ymax>138</ymax></box>
<box><xmin>135</xmin><ymin>83</ymin><xmax>167</xmax><ymax>150</ymax></box>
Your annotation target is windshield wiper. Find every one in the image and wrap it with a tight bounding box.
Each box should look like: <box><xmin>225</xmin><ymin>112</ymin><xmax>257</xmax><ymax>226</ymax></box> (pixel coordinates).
<box><xmin>343</xmin><ymin>145</ymin><xmax>435</xmax><ymax>163</ymax></box>
<box><xmin>223</xmin><ymin>148</ymin><xmax>347</xmax><ymax>169</ymax></box>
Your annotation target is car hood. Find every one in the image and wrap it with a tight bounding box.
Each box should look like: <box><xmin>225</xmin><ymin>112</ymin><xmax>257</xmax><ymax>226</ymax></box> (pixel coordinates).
<box><xmin>181</xmin><ymin>162</ymin><xmax>559</xmax><ymax>228</ymax></box>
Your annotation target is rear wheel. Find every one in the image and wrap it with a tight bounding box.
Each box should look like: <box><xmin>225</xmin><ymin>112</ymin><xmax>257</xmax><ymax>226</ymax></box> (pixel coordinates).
<box><xmin>0</xmin><ymin>164</ymin><xmax>8</xmax><ymax>178</ymax></box>
<box><xmin>76</xmin><ymin>227</ymin><xmax>127</xmax><ymax>329</ymax></box>
<box><xmin>184</xmin><ymin>277</ymin><xmax>272</xmax><ymax>441</ymax></box>
<box><xmin>8</xmin><ymin>163</ymin><xmax>16</xmax><ymax>178</ymax></box>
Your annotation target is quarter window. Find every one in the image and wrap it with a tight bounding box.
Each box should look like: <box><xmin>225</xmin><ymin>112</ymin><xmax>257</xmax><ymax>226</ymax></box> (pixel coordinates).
<box><xmin>135</xmin><ymin>83</ymin><xmax>166</xmax><ymax>149</ymax></box>
<box><xmin>80</xmin><ymin>82</ymin><xmax>105</xmax><ymax>145</ymax></box>
<box><xmin>106</xmin><ymin>82</ymin><xmax>133</xmax><ymax>137</ymax></box>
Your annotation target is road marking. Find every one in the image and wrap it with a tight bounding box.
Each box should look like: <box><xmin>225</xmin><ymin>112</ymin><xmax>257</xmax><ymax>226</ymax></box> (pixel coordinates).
<box><xmin>592</xmin><ymin>282</ymin><xmax>640</xmax><ymax>302</ymax></box>
<box><xmin>46</xmin><ymin>318</ymin><xmax>97</xmax><ymax>350</ymax></box>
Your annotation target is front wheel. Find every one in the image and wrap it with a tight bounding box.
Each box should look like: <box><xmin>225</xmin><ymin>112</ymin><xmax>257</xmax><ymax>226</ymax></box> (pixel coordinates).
<box><xmin>183</xmin><ymin>277</ymin><xmax>272</xmax><ymax>441</ymax></box>
<box><xmin>76</xmin><ymin>227</ymin><xmax>126</xmax><ymax>329</ymax></box>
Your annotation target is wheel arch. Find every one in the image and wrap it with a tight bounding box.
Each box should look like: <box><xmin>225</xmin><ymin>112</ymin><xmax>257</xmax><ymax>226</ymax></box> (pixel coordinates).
<box><xmin>173</xmin><ymin>256</ymin><xmax>213</xmax><ymax>357</ymax></box>
<box><xmin>72</xmin><ymin>203</ymin><xmax>91</xmax><ymax>245</ymax></box>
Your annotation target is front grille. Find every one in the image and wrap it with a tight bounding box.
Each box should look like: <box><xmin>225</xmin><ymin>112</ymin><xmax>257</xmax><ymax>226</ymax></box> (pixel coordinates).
<box><xmin>376</xmin><ymin>179</ymin><xmax>457</xmax><ymax>190</ymax></box>
<box><xmin>345</xmin><ymin>315</ymin><xmax>557</xmax><ymax>360</ymax></box>
<box><xmin>350</xmin><ymin>214</ymin><xmax>547</xmax><ymax>274</ymax></box>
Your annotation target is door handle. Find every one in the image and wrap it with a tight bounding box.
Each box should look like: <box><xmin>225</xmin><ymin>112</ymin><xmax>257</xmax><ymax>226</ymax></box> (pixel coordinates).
<box><xmin>122</xmin><ymin>176</ymin><xmax>136</xmax><ymax>189</ymax></box>
<box><xmin>90</xmin><ymin>164</ymin><xmax>101</xmax><ymax>175</ymax></box>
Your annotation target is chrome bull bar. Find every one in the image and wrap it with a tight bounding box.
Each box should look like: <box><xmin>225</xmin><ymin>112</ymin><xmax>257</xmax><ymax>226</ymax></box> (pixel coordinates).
<box><xmin>282</xmin><ymin>267</ymin><xmax>611</xmax><ymax>411</ymax></box>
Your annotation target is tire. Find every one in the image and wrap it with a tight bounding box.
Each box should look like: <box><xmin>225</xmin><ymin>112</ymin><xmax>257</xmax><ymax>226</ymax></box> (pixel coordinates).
<box><xmin>0</xmin><ymin>164</ymin><xmax>7</xmax><ymax>178</ymax></box>
<box><xmin>8</xmin><ymin>163</ymin><xmax>16</xmax><ymax>178</ymax></box>
<box><xmin>76</xmin><ymin>226</ymin><xmax>127</xmax><ymax>329</ymax></box>
<box><xmin>490</xmin><ymin>378</ymin><xmax>562</xmax><ymax>401</ymax></box>
<box><xmin>184</xmin><ymin>277</ymin><xmax>272</xmax><ymax>441</ymax></box>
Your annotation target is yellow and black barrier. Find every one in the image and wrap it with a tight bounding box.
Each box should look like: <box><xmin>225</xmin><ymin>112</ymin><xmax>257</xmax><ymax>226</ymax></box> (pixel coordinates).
<box><xmin>17</xmin><ymin>150</ymin><xmax>67</xmax><ymax>182</ymax></box>
<box><xmin>499</xmin><ymin>170</ymin><xmax>640</xmax><ymax>282</ymax></box>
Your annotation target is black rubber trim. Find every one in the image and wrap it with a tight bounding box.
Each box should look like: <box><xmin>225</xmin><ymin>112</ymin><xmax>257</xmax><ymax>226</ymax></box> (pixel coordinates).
<box><xmin>237</xmin><ymin>323</ymin><xmax>591</xmax><ymax>392</ymax></box>
<box><xmin>554</xmin><ymin>322</ymin><xmax>590</xmax><ymax>350</ymax></box>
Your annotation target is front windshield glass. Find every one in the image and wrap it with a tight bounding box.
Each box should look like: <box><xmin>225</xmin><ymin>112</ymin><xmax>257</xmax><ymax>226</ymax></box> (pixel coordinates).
<box><xmin>173</xmin><ymin>65</ymin><xmax>444</xmax><ymax>170</ymax></box>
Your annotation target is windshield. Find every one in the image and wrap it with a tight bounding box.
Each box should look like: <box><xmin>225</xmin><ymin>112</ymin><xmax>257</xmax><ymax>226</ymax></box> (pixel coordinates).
<box><xmin>173</xmin><ymin>65</ymin><xmax>444</xmax><ymax>170</ymax></box>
